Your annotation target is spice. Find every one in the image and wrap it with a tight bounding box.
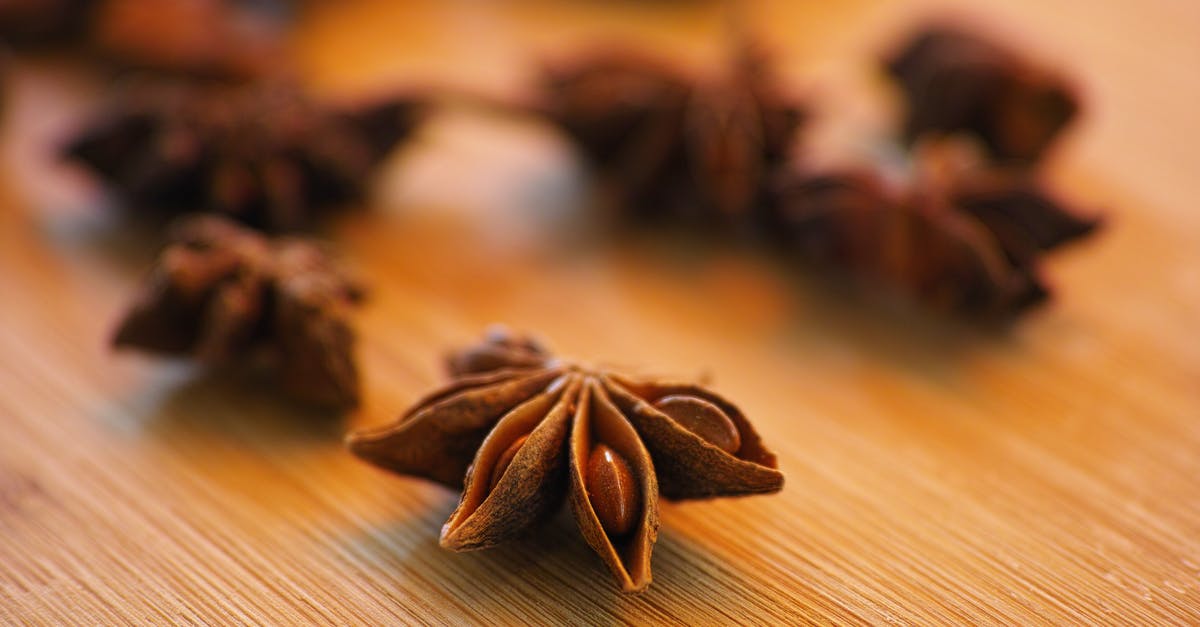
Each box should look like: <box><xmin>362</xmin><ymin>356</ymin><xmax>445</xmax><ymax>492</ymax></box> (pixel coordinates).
<box><xmin>88</xmin><ymin>0</ymin><xmax>286</xmax><ymax>79</ymax></box>
<box><xmin>0</xmin><ymin>0</ymin><xmax>93</xmax><ymax>46</ymax></box>
<box><xmin>65</xmin><ymin>82</ymin><xmax>422</xmax><ymax>232</ymax></box>
<box><xmin>346</xmin><ymin>328</ymin><xmax>784</xmax><ymax>593</ymax></box>
<box><xmin>885</xmin><ymin>26</ymin><xmax>1078</xmax><ymax>165</ymax></box>
<box><xmin>0</xmin><ymin>0</ymin><xmax>287</xmax><ymax>78</ymax></box>
<box><xmin>541</xmin><ymin>47</ymin><xmax>806</xmax><ymax>225</ymax></box>
<box><xmin>113</xmin><ymin>214</ymin><xmax>364</xmax><ymax>409</ymax></box>
<box><xmin>768</xmin><ymin>142</ymin><xmax>1100</xmax><ymax>318</ymax></box>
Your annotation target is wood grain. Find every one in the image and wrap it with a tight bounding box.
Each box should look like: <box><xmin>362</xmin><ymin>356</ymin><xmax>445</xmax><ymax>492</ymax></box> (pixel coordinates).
<box><xmin>2</xmin><ymin>0</ymin><xmax>1199</xmax><ymax>624</ymax></box>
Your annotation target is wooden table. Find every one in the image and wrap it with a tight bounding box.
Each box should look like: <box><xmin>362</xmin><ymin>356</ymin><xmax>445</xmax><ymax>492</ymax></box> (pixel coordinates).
<box><xmin>3</xmin><ymin>1</ymin><xmax>1199</xmax><ymax>623</ymax></box>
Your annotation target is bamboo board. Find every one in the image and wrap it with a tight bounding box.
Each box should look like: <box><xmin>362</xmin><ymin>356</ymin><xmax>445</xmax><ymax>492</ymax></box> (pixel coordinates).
<box><xmin>2</xmin><ymin>1</ymin><xmax>1199</xmax><ymax>624</ymax></box>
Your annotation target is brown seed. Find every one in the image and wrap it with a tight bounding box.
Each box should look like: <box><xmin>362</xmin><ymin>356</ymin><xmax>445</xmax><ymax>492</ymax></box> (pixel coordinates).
<box><xmin>653</xmin><ymin>395</ymin><xmax>741</xmax><ymax>454</ymax></box>
<box><xmin>586</xmin><ymin>444</ymin><xmax>640</xmax><ymax>537</ymax></box>
<box><xmin>489</xmin><ymin>435</ymin><xmax>529</xmax><ymax>490</ymax></box>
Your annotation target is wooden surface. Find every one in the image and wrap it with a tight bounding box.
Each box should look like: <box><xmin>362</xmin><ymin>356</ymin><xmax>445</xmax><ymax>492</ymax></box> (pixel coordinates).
<box><xmin>3</xmin><ymin>1</ymin><xmax>1200</xmax><ymax>624</ymax></box>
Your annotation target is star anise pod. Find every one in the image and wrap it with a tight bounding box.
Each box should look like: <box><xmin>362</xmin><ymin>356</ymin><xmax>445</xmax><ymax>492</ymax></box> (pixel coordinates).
<box><xmin>87</xmin><ymin>0</ymin><xmax>287</xmax><ymax>79</ymax></box>
<box><xmin>0</xmin><ymin>0</ymin><xmax>93</xmax><ymax>47</ymax></box>
<box><xmin>114</xmin><ymin>214</ymin><xmax>364</xmax><ymax>408</ymax></box>
<box><xmin>541</xmin><ymin>47</ymin><xmax>806</xmax><ymax>225</ymax></box>
<box><xmin>346</xmin><ymin>328</ymin><xmax>783</xmax><ymax>592</ymax></box>
<box><xmin>65</xmin><ymin>81</ymin><xmax>422</xmax><ymax>232</ymax></box>
<box><xmin>769</xmin><ymin>143</ymin><xmax>1099</xmax><ymax>318</ymax></box>
<box><xmin>885</xmin><ymin>26</ymin><xmax>1079</xmax><ymax>165</ymax></box>
<box><xmin>0</xmin><ymin>0</ymin><xmax>288</xmax><ymax>78</ymax></box>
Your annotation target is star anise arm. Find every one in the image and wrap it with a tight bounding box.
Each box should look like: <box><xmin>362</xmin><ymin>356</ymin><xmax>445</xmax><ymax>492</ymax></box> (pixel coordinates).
<box><xmin>345</xmin><ymin>368</ymin><xmax>564</xmax><ymax>488</ymax></box>
<box><xmin>439</xmin><ymin>375</ymin><xmax>579</xmax><ymax>551</ymax></box>
<box><xmin>445</xmin><ymin>326</ymin><xmax>553</xmax><ymax>377</ymax></box>
<box><xmin>271</xmin><ymin>290</ymin><xmax>360</xmax><ymax>409</ymax></box>
<box><xmin>604</xmin><ymin>377</ymin><xmax>784</xmax><ymax>501</ymax></box>
<box><xmin>568</xmin><ymin>379</ymin><xmax>658</xmax><ymax>594</ymax></box>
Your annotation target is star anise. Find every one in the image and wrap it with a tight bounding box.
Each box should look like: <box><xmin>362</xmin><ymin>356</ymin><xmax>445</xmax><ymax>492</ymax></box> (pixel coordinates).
<box><xmin>0</xmin><ymin>0</ymin><xmax>286</xmax><ymax>78</ymax></box>
<box><xmin>769</xmin><ymin>143</ymin><xmax>1100</xmax><ymax>318</ymax></box>
<box><xmin>885</xmin><ymin>25</ymin><xmax>1079</xmax><ymax>165</ymax></box>
<box><xmin>65</xmin><ymin>82</ymin><xmax>422</xmax><ymax>232</ymax></box>
<box><xmin>541</xmin><ymin>47</ymin><xmax>806</xmax><ymax>225</ymax></box>
<box><xmin>114</xmin><ymin>214</ymin><xmax>364</xmax><ymax>408</ymax></box>
<box><xmin>87</xmin><ymin>0</ymin><xmax>286</xmax><ymax>79</ymax></box>
<box><xmin>346</xmin><ymin>328</ymin><xmax>784</xmax><ymax>592</ymax></box>
<box><xmin>0</xmin><ymin>0</ymin><xmax>93</xmax><ymax>47</ymax></box>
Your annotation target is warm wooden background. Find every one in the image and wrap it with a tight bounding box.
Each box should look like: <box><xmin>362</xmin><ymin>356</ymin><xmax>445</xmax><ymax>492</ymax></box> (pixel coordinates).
<box><xmin>2</xmin><ymin>0</ymin><xmax>1199</xmax><ymax>624</ymax></box>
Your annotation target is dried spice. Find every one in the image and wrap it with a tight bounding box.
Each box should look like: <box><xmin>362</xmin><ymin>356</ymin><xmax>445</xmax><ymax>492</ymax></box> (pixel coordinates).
<box><xmin>768</xmin><ymin>144</ymin><xmax>1100</xmax><ymax>318</ymax></box>
<box><xmin>0</xmin><ymin>0</ymin><xmax>286</xmax><ymax>78</ymax></box>
<box><xmin>114</xmin><ymin>214</ymin><xmax>364</xmax><ymax>408</ymax></box>
<box><xmin>0</xmin><ymin>0</ymin><xmax>93</xmax><ymax>46</ymax></box>
<box><xmin>885</xmin><ymin>26</ymin><xmax>1079</xmax><ymax>165</ymax></box>
<box><xmin>88</xmin><ymin>0</ymin><xmax>286</xmax><ymax>79</ymax></box>
<box><xmin>541</xmin><ymin>47</ymin><xmax>806</xmax><ymax>225</ymax></box>
<box><xmin>65</xmin><ymin>82</ymin><xmax>421</xmax><ymax>232</ymax></box>
<box><xmin>347</xmin><ymin>328</ymin><xmax>783</xmax><ymax>593</ymax></box>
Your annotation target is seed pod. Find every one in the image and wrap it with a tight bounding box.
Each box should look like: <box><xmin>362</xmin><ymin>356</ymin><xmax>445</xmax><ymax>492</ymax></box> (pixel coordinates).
<box><xmin>347</xmin><ymin>329</ymin><xmax>784</xmax><ymax>593</ymax></box>
<box><xmin>489</xmin><ymin>434</ymin><xmax>530</xmax><ymax>490</ymax></box>
<box><xmin>568</xmin><ymin>380</ymin><xmax>658</xmax><ymax>592</ymax></box>
<box><xmin>606</xmin><ymin>376</ymin><xmax>783</xmax><ymax>500</ymax></box>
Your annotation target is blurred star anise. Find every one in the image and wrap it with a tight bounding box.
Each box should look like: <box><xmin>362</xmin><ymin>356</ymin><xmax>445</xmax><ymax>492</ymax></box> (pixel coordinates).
<box><xmin>0</xmin><ymin>0</ymin><xmax>91</xmax><ymax>46</ymax></box>
<box><xmin>114</xmin><ymin>214</ymin><xmax>364</xmax><ymax>408</ymax></box>
<box><xmin>347</xmin><ymin>328</ymin><xmax>784</xmax><ymax>593</ymax></box>
<box><xmin>541</xmin><ymin>47</ymin><xmax>806</xmax><ymax>225</ymax></box>
<box><xmin>769</xmin><ymin>143</ymin><xmax>1100</xmax><ymax>318</ymax></box>
<box><xmin>885</xmin><ymin>25</ymin><xmax>1079</xmax><ymax>165</ymax></box>
<box><xmin>88</xmin><ymin>0</ymin><xmax>288</xmax><ymax>78</ymax></box>
<box><xmin>66</xmin><ymin>82</ymin><xmax>422</xmax><ymax>232</ymax></box>
<box><xmin>0</xmin><ymin>0</ymin><xmax>287</xmax><ymax>78</ymax></box>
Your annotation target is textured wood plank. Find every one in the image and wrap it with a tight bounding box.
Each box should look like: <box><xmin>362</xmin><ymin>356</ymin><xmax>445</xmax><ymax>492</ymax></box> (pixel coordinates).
<box><xmin>2</xmin><ymin>0</ymin><xmax>1199</xmax><ymax>624</ymax></box>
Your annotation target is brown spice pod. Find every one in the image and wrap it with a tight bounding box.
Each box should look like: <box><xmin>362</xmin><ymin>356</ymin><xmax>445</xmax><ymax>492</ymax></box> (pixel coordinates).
<box><xmin>440</xmin><ymin>375</ymin><xmax>579</xmax><ymax>550</ymax></box>
<box><xmin>606</xmin><ymin>376</ymin><xmax>783</xmax><ymax>500</ymax></box>
<box><xmin>567</xmin><ymin>379</ymin><xmax>659</xmax><ymax>593</ymax></box>
<box><xmin>347</xmin><ymin>330</ymin><xmax>783</xmax><ymax>592</ymax></box>
<box><xmin>346</xmin><ymin>368</ymin><xmax>563</xmax><ymax>488</ymax></box>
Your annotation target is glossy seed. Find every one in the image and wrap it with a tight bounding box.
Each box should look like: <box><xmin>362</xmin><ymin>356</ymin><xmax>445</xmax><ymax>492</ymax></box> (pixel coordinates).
<box><xmin>653</xmin><ymin>394</ymin><xmax>742</xmax><ymax>454</ymax></box>
<box><xmin>586</xmin><ymin>444</ymin><xmax>640</xmax><ymax>537</ymax></box>
<box><xmin>489</xmin><ymin>434</ymin><xmax>529</xmax><ymax>490</ymax></box>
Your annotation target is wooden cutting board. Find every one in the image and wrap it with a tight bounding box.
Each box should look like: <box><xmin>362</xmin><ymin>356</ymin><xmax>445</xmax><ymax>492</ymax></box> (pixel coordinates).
<box><xmin>2</xmin><ymin>1</ymin><xmax>1198</xmax><ymax>623</ymax></box>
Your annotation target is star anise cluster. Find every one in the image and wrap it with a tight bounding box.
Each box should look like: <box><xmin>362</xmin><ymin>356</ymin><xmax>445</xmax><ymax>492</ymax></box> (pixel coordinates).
<box><xmin>535</xmin><ymin>27</ymin><xmax>1098</xmax><ymax>319</ymax></box>
<box><xmin>65</xmin><ymin>82</ymin><xmax>421</xmax><ymax>232</ymax></box>
<box><xmin>114</xmin><ymin>214</ymin><xmax>364</xmax><ymax>409</ymax></box>
<box><xmin>347</xmin><ymin>327</ymin><xmax>784</xmax><ymax>592</ymax></box>
<box><xmin>540</xmin><ymin>47</ymin><xmax>806</xmax><ymax>225</ymax></box>
<box><xmin>757</xmin><ymin>25</ymin><xmax>1097</xmax><ymax>319</ymax></box>
<box><xmin>0</xmin><ymin>0</ymin><xmax>287</xmax><ymax>78</ymax></box>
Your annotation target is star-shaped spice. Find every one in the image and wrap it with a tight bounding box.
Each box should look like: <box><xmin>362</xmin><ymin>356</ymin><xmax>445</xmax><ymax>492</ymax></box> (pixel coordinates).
<box><xmin>540</xmin><ymin>47</ymin><xmax>806</xmax><ymax>225</ymax></box>
<box><xmin>87</xmin><ymin>0</ymin><xmax>287</xmax><ymax>78</ymax></box>
<box><xmin>885</xmin><ymin>25</ymin><xmax>1079</xmax><ymax>165</ymax></box>
<box><xmin>0</xmin><ymin>0</ymin><xmax>92</xmax><ymax>47</ymax></box>
<box><xmin>347</xmin><ymin>327</ymin><xmax>783</xmax><ymax>593</ymax></box>
<box><xmin>65</xmin><ymin>82</ymin><xmax>422</xmax><ymax>232</ymax></box>
<box><xmin>114</xmin><ymin>214</ymin><xmax>364</xmax><ymax>408</ymax></box>
<box><xmin>768</xmin><ymin>143</ymin><xmax>1100</xmax><ymax>318</ymax></box>
<box><xmin>0</xmin><ymin>0</ymin><xmax>286</xmax><ymax>78</ymax></box>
